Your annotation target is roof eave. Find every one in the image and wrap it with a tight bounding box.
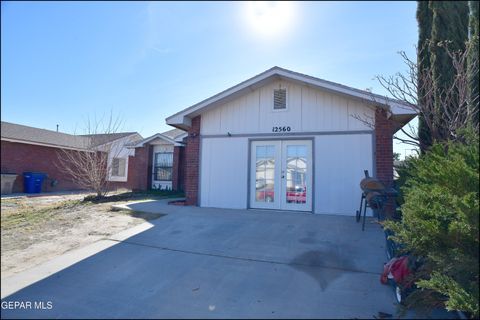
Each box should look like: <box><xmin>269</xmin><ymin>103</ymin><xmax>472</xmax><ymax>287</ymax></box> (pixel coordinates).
<box><xmin>165</xmin><ymin>67</ymin><xmax>417</xmax><ymax>129</ymax></box>
<box><xmin>1</xmin><ymin>137</ymin><xmax>91</xmax><ymax>152</ymax></box>
<box><xmin>391</xmin><ymin>113</ymin><xmax>417</xmax><ymax>133</ymax></box>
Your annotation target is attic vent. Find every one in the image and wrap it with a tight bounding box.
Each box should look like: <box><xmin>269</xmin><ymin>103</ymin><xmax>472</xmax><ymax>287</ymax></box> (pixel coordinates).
<box><xmin>273</xmin><ymin>89</ymin><xmax>287</xmax><ymax>110</ymax></box>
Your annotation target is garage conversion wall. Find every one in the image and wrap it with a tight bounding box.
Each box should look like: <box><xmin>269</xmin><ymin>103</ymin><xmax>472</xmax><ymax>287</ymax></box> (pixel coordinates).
<box><xmin>198</xmin><ymin>79</ymin><xmax>376</xmax><ymax>215</ymax></box>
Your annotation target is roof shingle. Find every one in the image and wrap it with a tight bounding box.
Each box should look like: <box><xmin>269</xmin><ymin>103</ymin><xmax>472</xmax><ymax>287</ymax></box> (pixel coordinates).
<box><xmin>1</xmin><ymin>121</ymin><xmax>139</xmax><ymax>150</ymax></box>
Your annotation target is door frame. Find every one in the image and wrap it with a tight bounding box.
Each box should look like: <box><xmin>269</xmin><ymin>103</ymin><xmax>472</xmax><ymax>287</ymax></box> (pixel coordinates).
<box><xmin>247</xmin><ymin>137</ymin><xmax>315</xmax><ymax>213</ymax></box>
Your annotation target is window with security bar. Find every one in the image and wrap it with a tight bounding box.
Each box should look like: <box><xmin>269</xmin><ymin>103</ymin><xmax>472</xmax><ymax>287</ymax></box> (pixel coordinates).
<box><xmin>154</xmin><ymin>152</ymin><xmax>173</xmax><ymax>181</ymax></box>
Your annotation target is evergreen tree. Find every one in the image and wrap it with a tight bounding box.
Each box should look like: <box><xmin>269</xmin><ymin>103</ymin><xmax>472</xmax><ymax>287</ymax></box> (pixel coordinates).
<box><xmin>417</xmin><ymin>1</ymin><xmax>433</xmax><ymax>153</ymax></box>
<box><xmin>467</xmin><ymin>1</ymin><xmax>479</xmax><ymax>129</ymax></box>
<box><xmin>429</xmin><ymin>1</ymin><xmax>469</xmax><ymax>140</ymax></box>
<box><xmin>386</xmin><ymin>132</ymin><xmax>479</xmax><ymax>317</ymax></box>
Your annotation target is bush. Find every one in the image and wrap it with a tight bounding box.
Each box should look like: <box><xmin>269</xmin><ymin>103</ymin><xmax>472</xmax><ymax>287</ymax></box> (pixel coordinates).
<box><xmin>394</xmin><ymin>155</ymin><xmax>419</xmax><ymax>207</ymax></box>
<box><xmin>385</xmin><ymin>133</ymin><xmax>479</xmax><ymax>317</ymax></box>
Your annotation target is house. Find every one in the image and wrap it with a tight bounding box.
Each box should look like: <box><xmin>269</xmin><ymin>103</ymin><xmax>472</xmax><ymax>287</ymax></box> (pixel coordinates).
<box><xmin>126</xmin><ymin>128</ymin><xmax>187</xmax><ymax>191</ymax></box>
<box><xmin>165</xmin><ymin>66</ymin><xmax>416</xmax><ymax>215</ymax></box>
<box><xmin>0</xmin><ymin>121</ymin><xmax>143</xmax><ymax>193</ymax></box>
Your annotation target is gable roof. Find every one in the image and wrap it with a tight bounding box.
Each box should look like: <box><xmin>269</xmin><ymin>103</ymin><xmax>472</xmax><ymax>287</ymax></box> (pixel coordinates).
<box><xmin>1</xmin><ymin>121</ymin><xmax>90</xmax><ymax>150</ymax></box>
<box><xmin>1</xmin><ymin>121</ymin><xmax>141</xmax><ymax>150</ymax></box>
<box><xmin>161</xmin><ymin>128</ymin><xmax>187</xmax><ymax>141</ymax></box>
<box><xmin>128</xmin><ymin>128</ymin><xmax>187</xmax><ymax>148</ymax></box>
<box><xmin>166</xmin><ymin>66</ymin><xmax>416</xmax><ymax>130</ymax></box>
<box><xmin>80</xmin><ymin>132</ymin><xmax>139</xmax><ymax>147</ymax></box>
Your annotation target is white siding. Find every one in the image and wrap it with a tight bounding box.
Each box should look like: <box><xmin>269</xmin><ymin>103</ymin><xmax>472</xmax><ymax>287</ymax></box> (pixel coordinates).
<box><xmin>106</xmin><ymin>134</ymin><xmax>141</xmax><ymax>182</ymax></box>
<box><xmin>199</xmin><ymin>134</ymin><xmax>372</xmax><ymax>216</ymax></box>
<box><xmin>200</xmin><ymin>137</ymin><xmax>248</xmax><ymax>209</ymax></box>
<box><xmin>198</xmin><ymin>79</ymin><xmax>376</xmax><ymax>215</ymax></box>
<box><xmin>201</xmin><ymin>80</ymin><xmax>375</xmax><ymax>135</ymax></box>
<box><xmin>314</xmin><ymin>134</ymin><xmax>373</xmax><ymax>215</ymax></box>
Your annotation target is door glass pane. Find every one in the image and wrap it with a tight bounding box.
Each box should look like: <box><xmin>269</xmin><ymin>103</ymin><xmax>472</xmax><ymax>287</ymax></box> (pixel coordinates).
<box><xmin>255</xmin><ymin>145</ymin><xmax>275</xmax><ymax>202</ymax></box>
<box><xmin>286</xmin><ymin>145</ymin><xmax>307</xmax><ymax>204</ymax></box>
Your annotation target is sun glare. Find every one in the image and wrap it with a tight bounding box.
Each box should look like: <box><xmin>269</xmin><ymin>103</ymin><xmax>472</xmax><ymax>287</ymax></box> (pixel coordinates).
<box><xmin>244</xmin><ymin>1</ymin><xmax>296</xmax><ymax>39</ymax></box>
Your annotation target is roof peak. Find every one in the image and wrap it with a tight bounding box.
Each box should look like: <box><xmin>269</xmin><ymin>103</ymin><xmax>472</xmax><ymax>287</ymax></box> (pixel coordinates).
<box><xmin>166</xmin><ymin>66</ymin><xmax>416</xmax><ymax>130</ymax></box>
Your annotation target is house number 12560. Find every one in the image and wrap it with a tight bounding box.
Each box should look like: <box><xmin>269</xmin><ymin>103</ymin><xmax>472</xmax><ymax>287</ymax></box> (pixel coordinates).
<box><xmin>272</xmin><ymin>126</ymin><xmax>291</xmax><ymax>132</ymax></box>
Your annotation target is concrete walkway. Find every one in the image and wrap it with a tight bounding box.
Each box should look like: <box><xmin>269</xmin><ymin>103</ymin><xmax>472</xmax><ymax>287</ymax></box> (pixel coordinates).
<box><xmin>1</xmin><ymin>199</ymin><xmax>405</xmax><ymax>319</ymax></box>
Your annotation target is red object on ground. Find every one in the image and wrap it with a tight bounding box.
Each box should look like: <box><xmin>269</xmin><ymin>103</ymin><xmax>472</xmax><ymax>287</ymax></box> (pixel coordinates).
<box><xmin>381</xmin><ymin>256</ymin><xmax>412</xmax><ymax>286</ymax></box>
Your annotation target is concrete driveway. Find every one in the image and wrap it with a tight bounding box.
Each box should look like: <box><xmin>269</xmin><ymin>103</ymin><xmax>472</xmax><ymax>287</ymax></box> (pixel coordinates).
<box><xmin>1</xmin><ymin>200</ymin><xmax>398</xmax><ymax>319</ymax></box>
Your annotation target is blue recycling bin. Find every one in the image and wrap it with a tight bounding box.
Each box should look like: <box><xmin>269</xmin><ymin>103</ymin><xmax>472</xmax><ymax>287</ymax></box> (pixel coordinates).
<box><xmin>23</xmin><ymin>172</ymin><xmax>46</xmax><ymax>193</ymax></box>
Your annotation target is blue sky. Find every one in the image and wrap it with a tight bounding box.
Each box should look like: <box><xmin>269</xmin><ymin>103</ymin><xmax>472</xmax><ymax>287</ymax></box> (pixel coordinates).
<box><xmin>1</xmin><ymin>1</ymin><xmax>418</xmax><ymax>158</ymax></box>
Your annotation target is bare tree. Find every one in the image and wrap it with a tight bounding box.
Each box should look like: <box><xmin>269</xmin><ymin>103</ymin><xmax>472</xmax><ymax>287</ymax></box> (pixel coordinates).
<box><xmin>352</xmin><ymin>41</ymin><xmax>479</xmax><ymax>147</ymax></box>
<box><xmin>56</xmin><ymin>113</ymin><xmax>124</xmax><ymax>198</ymax></box>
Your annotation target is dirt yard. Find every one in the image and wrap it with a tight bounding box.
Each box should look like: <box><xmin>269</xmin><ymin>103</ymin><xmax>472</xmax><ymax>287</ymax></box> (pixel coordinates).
<box><xmin>1</xmin><ymin>192</ymin><xmax>172</xmax><ymax>279</ymax></box>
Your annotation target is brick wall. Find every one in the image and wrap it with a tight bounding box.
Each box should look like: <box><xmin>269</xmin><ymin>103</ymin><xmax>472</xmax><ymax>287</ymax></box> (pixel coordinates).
<box><xmin>374</xmin><ymin>108</ymin><xmax>394</xmax><ymax>187</ymax></box>
<box><xmin>125</xmin><ymin>145</ymin><xmax>150</xmax><ymax>191</ymax></box>
<box><xmin>184</xmin><ymin>116</ymin><xmax>201</xmax><ymax>205</ymax></box>
<box><xmin>375</xmin><ymin>108</ymin><xmax>395</xmax><ymax>218</ymax></box>
<box><xmin>172</xmin><ymin>146</ymin><xmax>186</xmax><ymax>192</ymax></box>
<box><xmin>1</xmin><ymin>140</ymin><xmax>85</xmax><ymax>193</ymax></box>
<box><xmin>1</xmin><ymin>140</ymin><xmax>153</xmax><ymax>194</ymax></box>
<box><xmin>178</xmin><ymin>146</ymin><xmax>185</xmax><ymax>192</ymax></box>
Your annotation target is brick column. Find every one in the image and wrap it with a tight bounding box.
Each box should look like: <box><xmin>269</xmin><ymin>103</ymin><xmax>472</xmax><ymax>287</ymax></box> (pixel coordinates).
<box><xmin>375</xmin><ymin>108</ymin><xmax>395</xmax><ymax>218</ymax></box>
<box><xmin>172</xmin><ymin>146</ymin><xmax>181</xmax><ymax>191</ymax></box>
<box><xmin>184</xmin><ymin>116</ymin><xmax>201</xmax><ymax>205</ymax></box>
<box><xmin>375</xmin><ymin>108</ymin><xmax>394</xmax><ymax>186</ymax></box>
<box><xmin>127</xmin><ymin>145</ymin><xmax>149</xmax><ymax>191</ymax></box>
<box><xmin>147</xmin><ymin>145</ymin><xmax>153</xmax><ymax>190</ymax></box>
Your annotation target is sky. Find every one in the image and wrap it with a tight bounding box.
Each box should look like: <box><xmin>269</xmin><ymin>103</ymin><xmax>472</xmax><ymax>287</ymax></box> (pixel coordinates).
<box><xmin>1</xmin><ymin>1</ymin><xmax>419</xmax><ymax>158</ymax></box>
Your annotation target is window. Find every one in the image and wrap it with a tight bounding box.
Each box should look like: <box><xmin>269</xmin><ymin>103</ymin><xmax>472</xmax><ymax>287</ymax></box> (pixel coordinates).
<box><xmin>154</xmin><ymin>152</ymin><xmax>173</xmax><ymax>181</ymax></box>
<box><xmin>273</xmin><ymin>88</ymin><xmax>287</xmax><ymax>110</ymax></box>
<box><xmin>112</xmin><ymin>158</ymin><xmax>126</xmax><ymax>177</ymax></box>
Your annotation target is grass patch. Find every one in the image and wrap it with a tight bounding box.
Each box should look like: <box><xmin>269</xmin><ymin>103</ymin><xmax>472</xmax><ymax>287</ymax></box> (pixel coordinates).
<box><xmin>1</xmin><ymin>200</ymin><xmax>83</xmax><ymax>230</ymax></box>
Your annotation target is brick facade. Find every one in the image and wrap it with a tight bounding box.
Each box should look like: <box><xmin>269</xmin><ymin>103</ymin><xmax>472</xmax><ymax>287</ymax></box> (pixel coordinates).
<box><xmin>374</xmin><ymin>108</ymin><xmax>395</xmax><ymax>217</ymax></box>
<box><xmin>374</xmin><ymin>108</ymin><xmax>394</xmax><ymax>187</ymax></box>
<box><xmin>124</xmin><ymin>145</ymin><xmax>150</xmax><ymax>191</ymax></box>
<box><xmin>184</xmin><ymin>116</ymin><xmax>201</xmax><ymax>205</ymax></box>
<box><xmin>1</xmin><ymin>141</ymin><xmax>85</xmax><ymax>193</ymax></box>
<box><xmin>172</xmin><ymin>146</ymin><xmax>185</xmax><ymax>192</ymax></box>
<box><xmin>0</xmin><ymin>140</ymin><xmax>153</xmax><ymax>194</ymax></box>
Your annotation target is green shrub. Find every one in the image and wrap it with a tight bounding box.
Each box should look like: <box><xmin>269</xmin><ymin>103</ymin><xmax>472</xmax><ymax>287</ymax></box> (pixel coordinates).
<box><xmin>386</xmin><ymin>133</ymin><xmax>479</xmax><ymax>317</ymax></box>
<box><xmin>394</xmin><ymin>155</ymin><xmax>419</xmax><ymax>207</ymax></box>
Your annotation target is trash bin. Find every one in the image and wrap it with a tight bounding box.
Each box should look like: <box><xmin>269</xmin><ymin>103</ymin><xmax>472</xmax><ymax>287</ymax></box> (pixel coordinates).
<box><xmin>23</xmin><ymin>172</ymin><xmax>46</xmax><ymax>193</ymax></box>
<box><xmin>1</xmin><ymin>173</ymin><xmax>18</xmax><ymax>194</ymax></box>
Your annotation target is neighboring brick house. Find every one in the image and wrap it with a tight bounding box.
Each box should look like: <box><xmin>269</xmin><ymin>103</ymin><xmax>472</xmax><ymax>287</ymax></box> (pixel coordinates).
<box><xmin>0</xmin><ymin>121</ymin><xmax>144</xmax><ymax>193</ymax></box>
<box><xmin>165</xmin><ymin>66</ymin><xmax>416</xmax><ymax>215</ymax></box>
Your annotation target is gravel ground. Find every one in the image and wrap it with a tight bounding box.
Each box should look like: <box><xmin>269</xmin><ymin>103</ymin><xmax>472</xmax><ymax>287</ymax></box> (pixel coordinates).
<box><xmin>1</xmin><ymin>192</ymin><xmax>164</xmax><ymax>279</ymax></box>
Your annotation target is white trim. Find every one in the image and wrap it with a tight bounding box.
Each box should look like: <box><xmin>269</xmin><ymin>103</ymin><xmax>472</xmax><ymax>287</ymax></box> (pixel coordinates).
<box><xmin>249</xmin><ymin>139</ymin><xmax>313</xmax><ymax>212</ymax></box>
<box><xmin>166</xmin><ymin>66</ymin><xmax>417</xmax><ymax>129</ymax></box>
<box><xmin>127</xmin><ymin>133</ymin><xmax>184</xmax><ymax>148</ymax></box>
<box><xmin>0</xmin><ymin>137</ymin><xmax>92</xmax><ymax>152</ymax></box>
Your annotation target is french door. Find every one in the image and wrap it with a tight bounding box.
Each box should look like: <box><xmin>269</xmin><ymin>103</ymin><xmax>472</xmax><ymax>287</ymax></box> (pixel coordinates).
<box><xmin>250</xmin><ymin>140</ymin><xmax>312</xmax><ymax>211</ymax></box>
